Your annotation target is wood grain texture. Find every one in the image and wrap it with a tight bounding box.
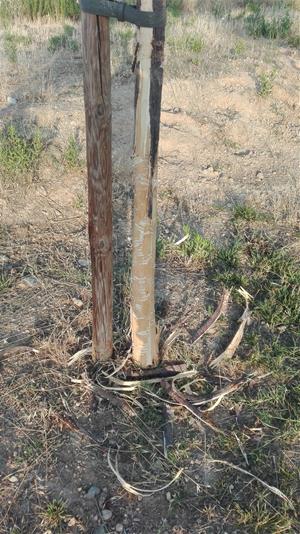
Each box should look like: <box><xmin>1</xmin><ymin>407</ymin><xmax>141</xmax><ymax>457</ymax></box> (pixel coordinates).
<box><xmin>81</xmin><ymin>13</ymin><xmax>113</xmax><ymax>361</ymax></box>
<box><xmin>131</xmin><ymin>0</ymin><xmax>166</xmax><ymax>368</ymax></box>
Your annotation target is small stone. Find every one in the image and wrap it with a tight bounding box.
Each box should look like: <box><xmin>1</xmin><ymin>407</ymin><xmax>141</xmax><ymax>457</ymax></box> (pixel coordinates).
<box><xmin>72</xmin><ymin>298</ymin><xmax>84</xmax><ymax>308</ymax></box>
<box><xmin>234</xmin><ymin>149</ymin><xmax>251</xmax><ymax>157</ymax></box>
<box><xmin>86</xmin><ymin>485</ymin><xmax>101</xmax><ymax>499</ymax></box>
<box><xmin>166</xmin><ymin>492</ymin><xmax>172</xmax><ymax>502</ymax></box>
<box><xmin>18</xmin><ymin>275</ymin><xmax>39</xmax><ymax>289</ymax></box>
<box><xmin>77</xmin><ymin>259</ymin><xmax>90</xmax><ymax>269</ymax></box>
<box><xmin>68</xmin><ymin>518</ymin><xmax>77</xmax><ymax>527</ymax></box>
<box><xmin>102</xmin><ymin>509</ymin><xmax>112</xmax><ymax>521</ymax></box>
<box><xmin>8</xmin><ymin>475</ymin><xmax>18</xmax><ymax>483</ymax></box>
<box><xmin>116</xmin><ymin>524</ymin><xmax>123</xmax><ymax>533</ymax></box>
<box><xmin>7</xmin><ymin>96</ymin><xmax>17</xmax><ymax>105</ymax></box>
<box><xmin>94</xmin><ymin>527</ymin><xmax>105</xmax><ymax>534</ymax></box>
<box><xmin>256</xmin><ymin>171</ymin><xmax>264</xmax><ymax>180</ymax></box>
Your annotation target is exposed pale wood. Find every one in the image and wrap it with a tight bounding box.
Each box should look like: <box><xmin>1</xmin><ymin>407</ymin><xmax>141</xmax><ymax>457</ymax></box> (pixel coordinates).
<box><xmin>81</xmin><ymin>13</ymin><xmax>113</xmax><ymax>361</ymax></box>
<box><xmin>131</xmin><ymin>0</ymin><xmax>166</xmax><ymax>368</ymax></box>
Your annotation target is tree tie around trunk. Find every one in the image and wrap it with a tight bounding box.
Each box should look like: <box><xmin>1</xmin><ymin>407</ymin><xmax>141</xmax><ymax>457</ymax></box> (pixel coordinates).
<box><xmin>79</xmin><ymin>0</ymin><xmax>166</xmax><ymax>27</ymax></box>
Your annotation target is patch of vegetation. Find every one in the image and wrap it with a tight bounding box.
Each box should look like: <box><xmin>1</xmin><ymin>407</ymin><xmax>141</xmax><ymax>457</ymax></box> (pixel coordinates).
<box><xmin>48</xmin><ymin>24</ymin><xmax>78</xmax><ymax>53</ymax></box>
<box><xmin>287</xmin><ymin>33</ymin><xmax>300</xmax><ymax>48</ymax></box>
<box><xmin>0</xmin><ymin>0</ymin><xmax>80</xmax><ymax>22</ymax></box>
<box><xmin>42</xmin><ymin>499</ymin><xmax>68</xmax><ymax>528</ymax></box>
<box><xmin>167</xmin><ymin>0</ymin><xmax>183</xmax><ymax>18</ymax></box>
<box><xmin>245</xmin><ymin>5</ymin><xmax>292</xmax><ymax>40</ymax></box>
<box><xmin>178</xmin><ymin>225</ymin><xmax>215</xmax><ymax>263</ymax></box>
<box><xmin>233</xmin><ymin>203</ymin><xmax>260</xmax><ymax>222</ymax></box>
<box><xmin>232</xmin><ymin>39</ymin><xmax>247</xmax><ymax>56</ymax></box>
<box><xmin>0</xmin><ymin>123</ymin><xmax>44</xmax><ymax>182</ymax></box>
<box><xmin>185</xmin><ymin>35</ymin><xmax>205</xmax><ymax>53</ymax></box>
<box><xmin>168</xmin><ymin>34</ymin><xmax>205</xmax><ymax>55</ymax></box>
<box><xmin>63</xmin><ymin>135</ymin><xmax>81</xmax><ymax>168</ymax></box>
<box><xmin>257</xmin><ymin>71</ymin><xmax>275</xmax><ymax>97</ymax></box>
<box><xmin>247</xmin><ymin>239</ymin><xmax>300</xmax><ymax>332</ymax></box>
<box><xmin>0</xmin><ymin>273</ymin><xmax>11</xmax><ymax>291</ymax></box>
<box><xmin>3</xmin><ymin>31</ymin><xmax>32</xmax><ymax>63</ymax></box>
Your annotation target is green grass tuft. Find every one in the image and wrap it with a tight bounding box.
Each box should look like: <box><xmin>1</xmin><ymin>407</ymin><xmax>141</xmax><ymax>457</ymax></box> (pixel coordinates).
<box><xmin>257</xmin><ymin>72</ymin><xmax>275</xmax><ymax>97</ymax></box>
<box><xmin>0</xmin><ymin>123</ymin><xmax>44</xmax><ymax>182</ymax></box>
<box><xmin>42</xmin><ymin>499</ymin><xmax>68</xmax><ymax>528</ymax></box>
<box><xmin>245</xmin><ymin>6</ymin><xmax>292</xmax><ymax>40</ymax></box>
<box><xmin>63</xmin><ymin>135</ymin><xmax>82</xmax><ymax>168</ymax></box>
<box><xmin>3</xmin><ymin>31</ymin><xmax>32</xmax><ymax>63</ymax></box>
<box><xmin>48</xmin><ymin>24</ymin><xmax>78</xmax><ymax>53</ymax></box>
<box><xmin>233</xmin><ymin>203</ymin><xmax>260</xmax><ymax>222</ymax></box>
<box><xmin>0</xmin><ymin>0</ymin><xmax>80</xmax><ymax>22</ymax></box>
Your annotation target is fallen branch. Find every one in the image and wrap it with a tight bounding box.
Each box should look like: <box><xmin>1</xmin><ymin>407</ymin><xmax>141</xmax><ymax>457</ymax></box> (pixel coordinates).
<box><xmin>210</xmin><ymin>288</ymin><xmax>252</xmax><ymax>369</ymax></box>
<box><xmin>192</xmin><ymin>289</ymin><xmax>231</xmax><ymax>344</ymax></box>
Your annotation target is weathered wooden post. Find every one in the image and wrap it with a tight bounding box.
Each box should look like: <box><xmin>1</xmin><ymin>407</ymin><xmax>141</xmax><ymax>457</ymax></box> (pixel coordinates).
<box><xmin>131</xmin><ymin>0</ymin><xmax>166</xmax><ymax>368</ymax></box>
<box><xmin>81</xmin><ymin>9</ymin><xmax>113</xmax><ymax>361</ymax></box>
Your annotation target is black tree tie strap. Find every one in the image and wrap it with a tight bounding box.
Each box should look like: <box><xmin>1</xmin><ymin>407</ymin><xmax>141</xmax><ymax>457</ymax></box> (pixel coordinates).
<box><xmin>80</xmin><ymin>0</ymin><xmax>166</xmax><ymax>28</ymax></box>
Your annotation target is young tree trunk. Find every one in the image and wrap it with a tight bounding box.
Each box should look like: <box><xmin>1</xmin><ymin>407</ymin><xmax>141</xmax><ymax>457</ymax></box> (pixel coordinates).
<box><xmin>81</xmin><ymin>13</ymin><xmax>113</xmax><ymax>361</ymax></box>
<box><xmin>131</xmin><ymin>0</ymin><xmax>166</xmax><ymax>368</ymax></box>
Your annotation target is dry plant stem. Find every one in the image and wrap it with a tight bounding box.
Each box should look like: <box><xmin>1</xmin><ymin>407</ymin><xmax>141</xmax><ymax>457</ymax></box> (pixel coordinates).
<box><xmin>131</xmin><ymin>0</ymin><xmax>166</xmax><ymax>368</ymax></box>
<box><xmin>161</xmin><ymin>380</ymin><xmax>223</xmax><ymax>434</ymax></box>
<box><xmin>81</xmin><ymin>13</ymin><xmax>113</xmax><ymax>361</ymax></box>
<box><xmin>210</xmin><ymin>307</ymin><xmax>251</xmax><ymax>369</ymax></box>
<box><xmin>192</xmin><ymin>289</ymin><xmax>231</xmax><ymax>344</ymax></box>
<box><xmin>209</xmin><ymin>459</ymin><xmax>294</xmax><ymax>508</ymax></box>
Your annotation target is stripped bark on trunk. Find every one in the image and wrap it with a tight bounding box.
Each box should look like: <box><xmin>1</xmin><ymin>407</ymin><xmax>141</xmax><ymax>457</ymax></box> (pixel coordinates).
<box><xmin>81</xmin><ymin>13</ymin><xmax>113</xmax><ymax>361</ymax></box>
<box><xmin>131</xmin><ymin>0</ymin><xmax>166</xmax><ymax>367</ymax></box>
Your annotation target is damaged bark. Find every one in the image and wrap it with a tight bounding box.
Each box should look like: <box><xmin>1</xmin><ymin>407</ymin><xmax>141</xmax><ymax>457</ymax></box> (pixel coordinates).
<box><xmin>131</xmin><ymin>0</ymin><xmax>166</xmax><ymax>368</ymax></box>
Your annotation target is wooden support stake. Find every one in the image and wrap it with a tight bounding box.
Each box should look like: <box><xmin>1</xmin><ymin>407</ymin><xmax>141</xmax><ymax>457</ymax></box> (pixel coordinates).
<box><xmin>81</xmin><ymin>12</ymin><xmax>113</xmax><ymax>361</ymax></box>
<box><xmin>131</xmin><ymin>0</ymin><xmax>166</xmax><ymax>368</ymax></box>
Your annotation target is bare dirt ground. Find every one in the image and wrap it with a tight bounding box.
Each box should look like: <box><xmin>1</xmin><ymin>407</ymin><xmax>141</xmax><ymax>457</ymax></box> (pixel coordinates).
<box><xmin>0</xmin><ymin>4</ymin><xmax>299</xmax><ymax>534</ymax></box>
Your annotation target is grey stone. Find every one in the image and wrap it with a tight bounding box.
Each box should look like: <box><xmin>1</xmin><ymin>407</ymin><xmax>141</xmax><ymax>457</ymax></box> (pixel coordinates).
<box><xmin>77</xmin><ymin>259</ymin><xmax>90</xmax><ymax>269</ymax></box>
<box><xmin>18</xmin><ymin>275</ymin><xmax>39</xmax><ymax>289</ymax></box>
<box><xmin>116</xmin><ymin>524</ymin><xmax>123</xmax><ymax>533</ymax></box>
<box><xmin>94</xmin><ymin>527</ymin><xmax>106</xmax><ymax>534</ymax></box>
<box><xmin>86</xmin><ymin>485</ymin><xmax>101</xmax><ymax>499</ymax></box>
<box><xmin>102</xmin><ymin>509</ymin><xmax>112</xmax><ymax>521</ymax></box>
<box><xmin>7</xmin><ymin>96</ymin><xmax>17</xmax><ymax>105</ymax></box>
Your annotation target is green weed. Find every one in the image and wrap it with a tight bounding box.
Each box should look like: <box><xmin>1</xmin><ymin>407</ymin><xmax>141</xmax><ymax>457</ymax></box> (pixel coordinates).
<box><xmin>0</xmin><ymin>0</ymin><xmax>80</xmax><ymax>21</ymax></box>
<box><xmin>233</xmin><ymin>39</ymin><xmax>247</xmax><ymax>56</ymax></box>
<box><xmin>0</xmin><ymin>273</ymin><xmax>11</xmax><ymax>291</ymax></box>
<box><xmin>42</xmin><ymin>499</ymin><xmax>68</xmax><ymax>528</ymax></box>
<box><xmin>166</xmin><ymin>0</ymin><xmax>183</xmax><ymax>18</ymax></box>
<box><xmin>233</xmin><ymin>203</ymin><xmax>260</xmax><ymax>222</ymax></box>
<box><xmin>185</xmin><ymin>35</ymin><xmax>205</xmax><ymax>53</ymax></box>
<box><xmin>179</xmin><ymin>225</ymin><xmax>215</xmax><ymax>263</ymax></box>
<box><xmin>245</xmin><ymin>6</ymin><xmax>292</xmax><ymax>40</ymax></box>
<box><xmin>3</xmin><ymin>31</ymin><xmax>32</xmax><ymax>63</ymax></box>
<box><xmin>257</xmin><ymin>72</ymin><xmax>275</xmax><ymax>97</ymax></box>
<box><xmin>48</xmin><ymin>24</ymin><xmax>78</xmax><ymax>53</ymax></box>
<box><xmin>63</xmin><ymin>135</ymin><xmax>81</xmax><ymax>168</ymax></box>
<box><xmin>0</xmin><ymin>123</ymin><xmax>44</xmax><ymax>182</ymax></box>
